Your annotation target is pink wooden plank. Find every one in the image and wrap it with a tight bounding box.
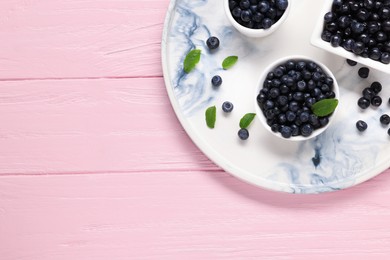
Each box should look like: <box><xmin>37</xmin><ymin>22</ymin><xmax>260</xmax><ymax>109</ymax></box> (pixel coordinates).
<box><xmin>1</xmin><ymin>171</ymin><xmax>390</xmax><ymax>259</ymax></box>
<box><xmin>0</xmin><ymin>0</ymin><xmax>168</xmax><ymax>79</ymax></box>
<box><xmin>0</xmin><ymin>78</ymin><xmax>218</xmax><ymax>174</ymax></box>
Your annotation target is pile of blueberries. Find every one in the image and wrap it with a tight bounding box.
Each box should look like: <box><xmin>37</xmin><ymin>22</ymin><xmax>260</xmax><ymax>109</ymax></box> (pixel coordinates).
<box><xmin>346</xmin><ymin>60</ymin><xmax>390</xmax><ymax>135</ymax></box>
<box><xmin>228</xmin><ymin>0</ymin><xmax>288</xmax><ymax>29</ymax></box>
<box><xmin>256</xmin><ymin>59</ymin><xmax>337</xmax><ymax>138</ymax></box>
<box><xmin>322</xmin><ymin>0</ymin><xmax>390</xmax><ymax>64</ymax></box>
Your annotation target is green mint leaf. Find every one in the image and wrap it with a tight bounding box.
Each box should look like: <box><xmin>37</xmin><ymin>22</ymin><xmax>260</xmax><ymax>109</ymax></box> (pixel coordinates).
<box><xmin>239</xmin><ymin>113</ymin><xmax>256</xmax><ymax>129</ymax></box>
<box><xmin>183</xmin><ymin>49</ymin><xmax>201</xmax><ymax>73</ymax></box>
<box><xmin>222</xmin><ymin>56</ymin><xmax>238</xmax><ymax>70</ymax></box>
<box><xmin>311</xmin><ymin>98</ymin><xmax>339</xmax><ymax>117</ymax></box>
<box><xmin>205</xmin><ymin>106</ymin><xmax>217</xmax><ymax>129</ymax></box>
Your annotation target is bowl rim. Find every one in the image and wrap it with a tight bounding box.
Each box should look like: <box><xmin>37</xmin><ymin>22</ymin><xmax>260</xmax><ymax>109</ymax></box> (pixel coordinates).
<box><xmin>223</xmin><ymin>0</ymin><xmax>292</xmax><ymax>38</ymax></box>
<box><xmin>254</xmin><ymin>55</ymin><xmax>340</xmax><ymax>141</ymax></box>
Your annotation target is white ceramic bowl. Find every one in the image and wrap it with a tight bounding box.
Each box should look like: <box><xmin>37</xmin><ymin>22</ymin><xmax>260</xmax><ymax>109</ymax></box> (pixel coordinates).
<box><xmin>254</xmin><ymin>55</ymin><xmax>340</xmax><ymax>141</ymax></box>
<box><xmin>224</xmin><ymin>0</ymin><xmax>291</xmax><ymax>38</ymax></box>
<box><xmin>311</xmin><ymin>0</ymin><xmax>390</xmax><ymax>74</ymax></box>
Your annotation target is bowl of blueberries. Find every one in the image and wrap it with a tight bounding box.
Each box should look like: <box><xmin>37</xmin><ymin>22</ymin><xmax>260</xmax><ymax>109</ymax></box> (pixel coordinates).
<box><xmin>224</xmin><ymin>0</ymin><xmax>291</xmax><ymax>38</ymax></box>
<box><xmin>255</xmin><ymin>56</ymin><xmax>340</xmax><ymax>141</ymax></box>
<box><xmin>311</xmin><ymin>0</ymin><xmax>390</xmax><ymax>74</ymax></box>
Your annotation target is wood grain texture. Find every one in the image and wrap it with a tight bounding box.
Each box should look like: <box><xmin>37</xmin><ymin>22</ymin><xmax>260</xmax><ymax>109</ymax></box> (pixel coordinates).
<box><xmin>1</xmin><ymin>0</ymin><xmax>390</xmax><ymax>259</ymax></box>
<box><xmin>1</xmin><ymin>172</ymin><xmax>390</xmax><ymax>259</ymax></box>
<box><xmin>0</xmin><ymin>0</ymin><xmax>168</xmax><ymax>79</ymax></box>
<box><xmin>0</xmin><ymin>78</ymin><xmax>219</xmax><ymax>174</ymax></box>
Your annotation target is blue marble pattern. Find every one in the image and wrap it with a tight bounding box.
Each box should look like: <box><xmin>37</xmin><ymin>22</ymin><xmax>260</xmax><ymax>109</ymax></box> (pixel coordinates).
<box><xmin>163</xmin><ymin>0</ymin><xmax>390</xmax><ymax>193</ymax></box>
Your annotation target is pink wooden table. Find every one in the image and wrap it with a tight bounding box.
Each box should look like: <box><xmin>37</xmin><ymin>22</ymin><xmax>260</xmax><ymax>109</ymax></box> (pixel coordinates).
<box><xmin>1</xmin><ymin>1</ymin><xmax>390</xmax><ymax>259</ymax></box>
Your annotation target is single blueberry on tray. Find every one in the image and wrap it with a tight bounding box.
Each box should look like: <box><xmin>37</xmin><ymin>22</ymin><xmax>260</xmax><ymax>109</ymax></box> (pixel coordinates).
<box><xmin>356</xmin><ymin>120</ymin><xmax>368</xmax><ymax>132</ymax></box>
<box><xmin>206</xmin><ymin>36</ymin><xmax>220</xmax><ymax>50</ymax></box>
<box><xmin>222</xmin><ymin>101</ymin><xmax>234</xmax><ymax>113</ymax></box>
<box><xmin>238</xmin><ymin>128</ymin><xmax>249</xmax><ymax>140</ymax></box>
<box><xmin>211</xmin><ymin>75</ymin><xmax>222</xmax><ymax>87</ymax></box>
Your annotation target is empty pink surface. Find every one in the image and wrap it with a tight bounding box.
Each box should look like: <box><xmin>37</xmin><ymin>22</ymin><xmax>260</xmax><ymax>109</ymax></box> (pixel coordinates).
<box><xmin>1</xmin><ymin>0</ymin><xmax>390</xmax><ymax>259</ymax></box>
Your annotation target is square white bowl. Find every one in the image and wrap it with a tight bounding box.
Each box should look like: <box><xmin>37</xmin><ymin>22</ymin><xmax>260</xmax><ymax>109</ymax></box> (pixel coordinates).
<box><xmin>311</xmin><ymin>0</ymin><xmax>390</xmax><ymax>74</ymax></box>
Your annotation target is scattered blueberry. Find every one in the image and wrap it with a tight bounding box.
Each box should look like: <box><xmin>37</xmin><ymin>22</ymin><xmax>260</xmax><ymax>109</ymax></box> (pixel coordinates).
<box><xmin>206</xmin><ymin>36</ymin><xmax>220</xmax><ymax>50</ymax></box>
<box><xmin>211</xmin><ymin>75</ymin><xmax>222</xmax><ymax>87</ymax></box>
<box><xmin>229</xmin><ymin>0</ymin><xmax>288</xmax><ymax>29</ymax></box>
<box><xmin>222</xmin><ymin>101</ymin><xmax>234</xmax><ymax>113</ymax></box>
<box><xmin>238</xmin><ymin>128</ymin><xmax>249</xmax><ymax>140</ymax></box>
<box><xmin>371</xmin><ymin>95</ymin><xmax>382</xmax><ymax>106</ymax></box>
<box><xmin>362</xmin><ymin>87</ymin><xmax>375</xmax><ymax>100</ymax></box>
<box><xmin>346</xmin><ymin>59</ymin><xmax>358</xmax><ymax>66</ymax></box>
<box><xmin>356</xmin><ymin>120</ymin><xmax>368</xmax><ymax>132</ymax></box>
<box><xmin>357</xmin><ymin>97</ymin><xmax>370</xmax><ymax>109</ymax></box>
<box><xmin>358</xmin><ymin>67</ymin><xmax>370</xmax><ymax>78</ymax></box>
<box><xmin>370</xmin><ymin>81</ymin><xmax>382</xmax><ymax>94</ymax></box>
<box><xmin>380</xmin><ymin>114</ymin><xmax>390</xmax><ymax>125</ymax></box>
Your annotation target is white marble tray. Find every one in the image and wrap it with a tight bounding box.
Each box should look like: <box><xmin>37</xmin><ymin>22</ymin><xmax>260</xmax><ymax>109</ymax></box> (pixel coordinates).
<box><xmin>161</xmin><ymin>0</ymin><xmax>390</xmax><ymax>193</ymax></box>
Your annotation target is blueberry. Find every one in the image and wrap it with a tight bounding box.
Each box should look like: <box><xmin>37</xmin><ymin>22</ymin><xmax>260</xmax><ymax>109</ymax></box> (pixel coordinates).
<box><xmin>367</xmin><ymin>21</ymin><xmax>380</xmax><ymax>34</ymax></box>
<box><xmin>276</xmin><ymin>0</ymin><xmax>288</xmax><ymax>11</ymax></box>
<box><xmin>299</xmin><ymin>111</ymin><xmax>310</xmax><ymax>123</ymax></box>
<box><xmin>271</xmin><ymin>123</ymin><xmax>279</xmax><ymax>132</ymax></box>
<box><xmin>324</xmin><ymin>12</ymin><xmax>335</xmax><ymax>22</ymax></box>
<box><xmin>222</xmin><ymin>101</ymin><xmax>234</xmax><ymax>113</ymax></box>
<box><xmin>269</xmin><ymin>87</ymin><xmax>280</xmax><ymax>99</ymax></box>
<box><xmin>238</xmin><ymin>128</ymin><xmax>249</xmax><ymax>140</ymax></box>
<box><xmin>211</xmin><ymin>75</ymin><xmax>222</xmax><ymax>87</ymax></box>
<box><xmin>370</xmin><ymin>81</ymin><xmax>382</xmax><ymax>94</ymax></box>
<box><xmin>286</xmin><ymin>110</ymin><xmax>296</xmax><ymax>122</ymax></box>
<box><xmin>356</xmin><ymin>120</ymin><xmax>368</xmax><ymax>132</ymax></box>
<box><xmin>357</xmin><ymin>97</ymin><xmax>370</xmax><ymax>109</ymax></box>
<box><xmin>346</xmin><ymin>59</ymin><xmax>358</xmax><ymax>66</ymax></box>
<box><xmin>266</xmin><ymin>7</ymin><xmax>277</xmax><ymax>19</ymax></box>
<box><xmin>280</xmin><ymin>126</ymin><xmax>292</xmax><ymax>138</ymax></box>
<box><xmin>388</xmin><ymin>128</ymin><xmax>390</xmax><ymax>136</ymax></box>
<box><xmin>351</xmin><ymin>21</ymin><xmax>365</xmax><ymax>33</ymax></box>
<box><xmin>232</xmin><ymin>7</ymin><xmax>242</xmax><ymax>18</ymax></box>
<box><xmin>297</xmin><ymin>80</ymin><xmax>306</xmax><ymax>91</ymax></box>
<box><xmin>301</xmin><ymin>124</ymin><xmax>314</xmax><ymax>137</ymax></box>
<box><xmin>358</xmin><ymin>67</ymin><xmax>370</xmax><ymax>78</ymax></box>
<box><xmin>278</xmin><ymin>113</ymin><xmax>287</xmax><ymax>124</ymax></box>
<box><xmin>371</xmin><ymin>95</ymin><xmax>382</xmax><ymax>106</ymax></box>
<box><xmin>356</xmin><ymin>9</ymin><xmax>370</xmax><ymax>21</ymax></box>
<box><xmin>309</xmin><ymin>114</ymin><xmax>320</xmax><ymax>127</ymax></box>
<box><xmin>240</xmin><ymin>0</ymin><xmax>251</xmax><ymax>9</ymax></box>
<box><xmin>362</xmin><ymin>87</ymin><xmax>375</xmax><ymax>100</ymax></box>
<box><xmin>380</xmin><ymin>52</ymin><xmax>390</xmax><ymax>64</ymax></box>
<box><xmin>258</xmin><ymin>1</ymin><xmax>270</xmax><ymax>13</ymax></box>
<box><xmin>289</xmin><ymin>101</ymin><xmax>299</xmax><ymax>112</ymax></box>
<box><xmin>321</xmin><ymin>30</ymin><xmax>332</xmax><ymax>42</ymax></box>
<box><xmin>241</xmin><ymin>10</ymin><xmax>252</xmax><ymax>22</ymax></box>
<box><xmin>206</xmin><ymin>36</ymin><xmax>220</xmax><ymax>50</ymax></box>
<box><xmin>277</xmin><ymin>95</ymin><xmax>288</xmax><ymax>106</ymax></box>
<box><xmin>264</xmin><ymin>100</ymin><xmax>275</xmax><ymax>110</ymax></box>
<box><xmin>262</xmin><ymin>18</ymin><xmax>273</xmax><ymax>29</ymax></box>
<box><xmin>253</xmin><ymin>12</ymin><xmax>264</xmax><ymax>23</ymax></box>
<box><xmin>352</xmin><ymin>41</ymin><xmax>365</xmax><ymax>55</ymax></box>
<box><xmin>330</xmin><ymin>34</ymin><xmax>342</xmax><ymax>47</ymax></box>
<box><xmin>369</xmin><ymin>47</ymin><xmax>382</xmax><ymax>60</ymax></box>
<box><xmin>380</xmin><ymin>114</ymin><xmax>390</xmax><ymax>125</ymax></box>
<box><xmin>229</xmin><ymin>0</ymin><xmax>238</xmax><ymax>10</ymax></box>
<box><xmin>319</xmin><ymin>117</ymin><xmax>329</xmax><ymax>126</ymax></box>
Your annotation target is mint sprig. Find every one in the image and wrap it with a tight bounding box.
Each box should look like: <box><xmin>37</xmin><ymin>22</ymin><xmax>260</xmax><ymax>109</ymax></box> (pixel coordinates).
<box><xmin>239</xmin><ymin>113</ymin><xmax>256</xmax><ymax>129</ymax></box>
<box><xmin>205</xmin><ymin>106</ymin><xmax>217</xmax><ymax>129</ymax></box>
<box><xmin>184</xmin><ymin>49</ymin><xmax>201</xmax><ymax>73</ymax></box>
<box><xmin>311</xmin><ymin>98</ymin><xmax>339</xmax><ymax>117</ymax></box>
<box><xmin>222</xmin><ymin>56</ymin><xmax>238</xmax><ymax>70</ymax></box>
